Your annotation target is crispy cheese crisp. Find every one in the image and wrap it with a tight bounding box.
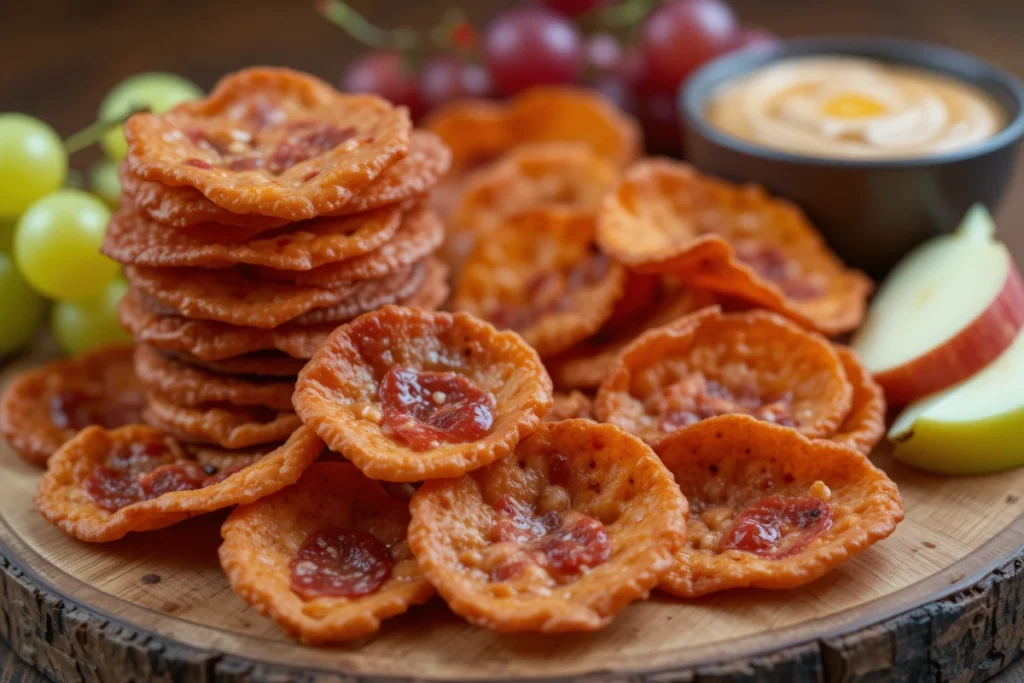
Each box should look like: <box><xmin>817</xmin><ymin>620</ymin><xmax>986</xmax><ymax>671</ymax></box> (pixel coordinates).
<box><xmin>143</xmin><ymin>394</ymin><xmax>301</xmax><ymax>449</ymax></box>
<box><xmin>656</xmin><ymin>416</ymin><xmax>903</xmax><ymax>597</ymax></box>
<box><xmin>827</xmin><ymin>346</ymin><xmax>886</xmax><ymax>455</ymax></box>
<box><xmin>103</xmin><ymin>204</ymin><xmax>403</xmax><ymax>270</ymax></box>
<box><xmin>133</xmin><ymin>345</ymin><xmax>295</xmax><ymax>411</ymax></box>
<box><xmin>408</xmin><ymin>420</ymin><xmax>687</xmax><ymax>632</ymax></box>
<box><xmin>294</xmin><ymin>306</ymin><xmax>552</xmax><ymax>482</ymax></box>
<box><xmin>597</xmin><ymin>160</ymin><xmax>872</xmax><ymax>336</ymax></box>
<box><xmin>453</xmin><ymin>210</ymin><xmax>626</xmax><ymax>358</ymax></box>
<box><xmin>119</xmin><ymin>288</ymin><xmax>334</xmax><ymax>361</ymax></box>
<box><xmin>219</xmin><ymin>461</ymin><xmax>434</xmax><ymax>645</ymax></box>
<box><xmin>124</xmin><ymin>68</ymin><xmax>411</xmax><ymax>221</ymax></box>
<box><xmin>594</xmin><ymin>307</ymin><xmax>853</xmax><ymax>449</ymax></box>
<box><xmin>545</xmin><ymin>391</ymin><xmax>594</xmax><ymax>422</ymax></box>
<box><xmin>426</xmin><ymin>86</ymin><xmax>641</xmax><ymax>173</ymax></box>
<box><xmin>165</xmin><ymin>350</ymin><xmax>308</xmax><ymax>377</ymax></box>
<box><xmin>0</xmin><ymin>345</ymin><xmax>144</xmax><ymax>465</ymax></box>
<box><xmin>119</xmin><ymin>130</ymin><xmax>450</xmax><ymax>228</ymax></box>
<box><xmin>36</xmin><ymin>424</ymin><xmax>322</xmax><ymax>542</ymax></box>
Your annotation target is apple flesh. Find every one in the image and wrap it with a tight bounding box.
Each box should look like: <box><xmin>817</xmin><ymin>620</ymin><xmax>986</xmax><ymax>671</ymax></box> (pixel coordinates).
<box><xmin>889</xmin><ymin>326</ymin><xmax>1024</xmax><ymax>474</ymax></box>
<box><xmin>852</xmin><ymin>206</ymin><xmax>1024</xmax><ymax>406</ymax></box>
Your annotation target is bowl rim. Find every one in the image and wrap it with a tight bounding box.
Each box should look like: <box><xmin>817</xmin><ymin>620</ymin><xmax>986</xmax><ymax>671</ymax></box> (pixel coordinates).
<box><xmin>680</xmin><ymin>35</ymin><xmax>1024</xmax><ymax>169</ymax></box>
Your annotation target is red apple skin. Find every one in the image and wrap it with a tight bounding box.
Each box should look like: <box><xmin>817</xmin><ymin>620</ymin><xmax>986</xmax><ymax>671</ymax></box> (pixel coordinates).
<box><xmin>875</xmin><ymin>255</ymin><xmax>1024</xmax><ymax>406</ymax></box>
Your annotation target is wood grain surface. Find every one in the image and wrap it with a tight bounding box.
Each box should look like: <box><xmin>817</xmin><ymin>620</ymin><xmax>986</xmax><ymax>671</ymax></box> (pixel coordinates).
<box><xmin>2</xmin><ymin>0</ymin><xmax>1024</xmax><ymax>681</ymax></box>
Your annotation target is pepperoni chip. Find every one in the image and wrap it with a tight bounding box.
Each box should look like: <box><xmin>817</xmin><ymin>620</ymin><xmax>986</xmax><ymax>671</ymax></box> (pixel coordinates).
<box><xmin>36</xmin><ymin>424</ymin><xmax>322</xmax><ymax>542</ymax></box>
<box><xmin>655</xmin><ymin>416</ymin><xmax>903</xmax><ymax>597</ymax></box>
<box><xmin>597</xmin><ymin>160</ymin><xmax>872</xmax><ymax>336</ymax></box>
<box><xmin>219</xmin><ymin>461</ymin><xmax>433</xmax><ymax>644</ymax></box>
<box><xmin>0</xmin><ymin>345</ymin><xmax>144</xmax><ymax>466</ymax></box>
<box><xmin>143</xmin><ymin>394</ymin><xmax>302</xmax><ymax>449</ymax></box>
<box><xmin>294</xmin><ymin>306</ymin><xmax>552</xmax><ymax>482</ymax></box>
<box><xmin>103</xmin><ymin>204</ymin><xmax>402</xmax><ymax>270</ymax></box>
<box><xmin>547</xmin><ymin>283</ymin><xmax>716</xmax><ymax>391</ymax></box>
<box><xmin>119</xmin><ymin>288</ymin><xmax>334</xmax><ymax>361</ymax></box>
<box><xmin>124</xmin><ymin>68</ymin><xmax>411</xmax><ymax>221</ymax></box>
<box><xmin>453</xmin><ymin>210</ymin><xmax>627</xmax><ymax>358</ymax></box>
<box><xmin>124</xmin><ymin>259</ymin><xmax>426</xmax><ymax>329</ymax></box>
<box><xmin>545</xmin><ymin>392</ymin><xmax>593</xmax><ymax>422</ymax></box>
<box><xmin>408</xmin><ymin>420</ymin><xmax>686</xmax><ymax>632</ymax></box>
<box><xmin>133</xmin><ymin>345</ymin><xmax>295</xmax><ymax>411</ymax></box>
<box><xmin>827</xmin><ymin>346</ymin><xmax>886</xmax><ymax>455</ymax></box>
<box><xmin>120</xmin><ymin>131</ymin><xmax>450</xmax><ymax>229</ymax></box>
<box><xmin>426</xmin><ymin>86</ymin><xmax>641</xmax><ymax>173</ymax></box>
<box><xmin>594</xmin><ymin>307</ymin><xmax>853</xmax><ymax>449</ymax></box>
<box><xmin>253</xmin><ymin>204</ymin><xmax>444</xmax><ymax>288</ymax></box>
<box><xmin>452</xmin><ymin>143</ymin><xmax>619</xmax><ymax>245</ymax></box>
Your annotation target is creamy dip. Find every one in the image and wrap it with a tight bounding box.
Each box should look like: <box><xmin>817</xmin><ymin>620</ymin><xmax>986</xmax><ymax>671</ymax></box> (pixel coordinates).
<box><xmin>704</xmin><ymin>56</ymin><xmax>1006</xmax><ymax>159</ymax></box>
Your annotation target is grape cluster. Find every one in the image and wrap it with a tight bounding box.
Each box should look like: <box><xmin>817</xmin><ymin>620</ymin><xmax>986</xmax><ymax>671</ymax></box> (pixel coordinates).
<box><xmin>0</xmin><ymin>74</ymin><xmax>202</xmax><ymax>357</ymax></box>
<box><xmin>335</xmin><ymin>0</ymin><xmax>775</xmax><ymax>153</ymax></box>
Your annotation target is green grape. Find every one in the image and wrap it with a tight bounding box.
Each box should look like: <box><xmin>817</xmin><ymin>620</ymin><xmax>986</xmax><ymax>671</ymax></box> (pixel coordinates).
<box><xmin>0</xmin><ymin>252</ymin><xmax>47</xmax><ymax>356</ymax></box>
<box><xmin>52</xmin><ymin>278</ymin><xmax>132</xmax><ymax>355</ymax></box>
<box><xmin>0</xmin><ymin>114</ymin><xmax>68</xmax><ymax>219</ymax></box>
<box><xmin>14</xmin><ymin>189</ymin><xmax>118</xmax><ymax>300</ymax></box>
<box><xmin>0</xmin><ymin>220</ymin><xmax>14</xmax><ymax>251</ymax></box>
<box><xmin>90</xmin><ymin>159</ymin><xmax>121</xmax><ymax>208</ymax></box>
<box><xmin>99</xmin><ymin>72</ymin><xmax>203</xmax><ymax>160</ymax></box>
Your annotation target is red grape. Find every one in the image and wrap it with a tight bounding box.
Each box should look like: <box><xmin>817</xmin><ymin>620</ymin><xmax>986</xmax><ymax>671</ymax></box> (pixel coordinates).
<box><xmin>730</xmin><ymin>25</ymin><xmax>779</xmax><ymax>52</ymax></box>
<box><xmin>638</xmin><ymin>91</ymin><xmax>683</xmax><ymax>155</ymax></box>
<box><xmin>641</xmin><ymin>0</ymin><xmax>739</xmax><ymax>92</ymax></box>
<box><xmin>483</xmin><ymin>7</ymin><xmax>584</xmax><ymax>95</ymax></box>
<box><xmin>420</xmin><ymin>56</ymin><xmax>492</xmax><ymax>110</ymax></box>
<box><xmin>341</xmin><ymin>51</ymin><xmax>425</xmax><ymax>118</ymax></box>
<box><xmin>541</xmin><ymin>0</ymin><xmax>609</xmax><ymax>18</ymax></box>
<box><xmin>585</xmin><ymin>32</ymin><xmax>623</xmax><ymax>74</ymax></box>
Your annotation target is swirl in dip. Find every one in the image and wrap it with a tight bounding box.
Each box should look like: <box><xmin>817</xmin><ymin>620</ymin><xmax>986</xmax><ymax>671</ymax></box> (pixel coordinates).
<box><xmin>704</xmin><ymin>56</ymin><xmax>1006</xmax><ymax>159</ymax></box>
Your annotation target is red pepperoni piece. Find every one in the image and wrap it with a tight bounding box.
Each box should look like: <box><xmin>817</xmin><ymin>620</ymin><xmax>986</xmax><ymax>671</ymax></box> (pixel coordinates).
<box><xmin>289</xmin><ymin>529</ymin><xmax>393</xmax><ymax>600</ymax></box>
<box><xmin>84</xmin><ymin>466</ymin><xmax>144</xmax><ymax>512</ymax></box>
<box><xmin>720</xmin><ymin>495</ymin><xmax>833</xmax><ymax>559</ymax></box>
<box><xmin>138</xmin><ymin>462</ymin><xmax>208</xmax><ymax>498</ymax></box>
<box><xmin>106</xmin><ymin>440</ymin><xmax>176</xmax><ymax>475</ymax></box>
<box><xmin>378</xmin><ymin>367</ymin><xmax>495</xmax><ymax>451</ymax></box>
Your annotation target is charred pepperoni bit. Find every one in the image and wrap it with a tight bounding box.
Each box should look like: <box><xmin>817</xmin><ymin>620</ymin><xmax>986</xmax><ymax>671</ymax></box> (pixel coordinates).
<box><xmin>734</xmin><ymin>242</ymin><xmax>825</xmax><ymax>301</ymax></box>
<box><xmin>378</xmin><ymin>367</ymin><xmax>495</xmax><ymax>451</ymax></box>
<box><xmin>201</xmin><ymin>462</ymin><xmax>250</xmax><ymax>486</ymax></box>
<box><xmin>49</xmin><ymin>391</ymin><xmax>145</xmax><ymax>432</ymax></box>
<box><xmin>720</xmin><ymin>495</ymin><xmax>833</xmax><ymax>559</ymax></box>
<box><xmin>653</xmin><ymin>375</ymin><xmax>798</xmax><ymax>432</ymax></box>
<box><xmin>84</xmin><ymin>466</ymin><xmax>144</xmax><ymax>512</ymax></box>
<box><xmin>488</xmin><ymin>252</ymin><xmax>612</xmax><ymax>332</ymax></box>
<box><xmin>289</xmin><ymin>529</ymin><xmax>393</xmax><ymax>600</ymax></box>
<box><xmin>489</xmin><ymin>497</ymin><xmax>611</xmax><ymax>579</ymax></box>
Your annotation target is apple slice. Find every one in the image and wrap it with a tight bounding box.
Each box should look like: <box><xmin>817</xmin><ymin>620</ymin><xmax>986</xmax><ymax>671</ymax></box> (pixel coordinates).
<box><xmin>851</xmin><ymin>206</ymin><xmax>1024</xmax><ymax>406</ymax></box>
<box><xmin>889</xmin><ymin>326</ymin><xmax>1024</xmax><ymax>474</ymax></box>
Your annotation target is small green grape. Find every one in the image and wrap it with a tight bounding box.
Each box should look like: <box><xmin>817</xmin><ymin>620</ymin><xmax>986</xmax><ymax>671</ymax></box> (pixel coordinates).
<box><xmin>14</xmin><ymin>189</ymin><xmax>118</xmax><ymax>300</ymax></box>
<box><xmin>99</xmin><ymin>72</ymin><xmax>203</xmax><ymax>160</ymax></box>
<box><xmin>90</xmin><ymin>159</ymin><xmax>121</xmax><ymax>208</ymax></box>
<box><xmin>0</xmin><ymin>113</ymin><xmax>68</xmax><ymax>219</ymax></box>
<box><xmin>52</xmin><ymin>278</ymin><xmax>132</xmax><ymax>356</ymax></box>
<box><xmin>0</xmin><ymin>252</ymin><xmax>47</xmax><ymax>356</ymax></box>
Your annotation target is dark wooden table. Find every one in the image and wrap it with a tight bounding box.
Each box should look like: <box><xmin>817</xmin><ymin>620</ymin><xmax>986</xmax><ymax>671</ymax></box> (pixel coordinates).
<box><xmin>3</xmin><ymin>0</ymin><xmax>1024</xmax><ymax>681</ymax></box>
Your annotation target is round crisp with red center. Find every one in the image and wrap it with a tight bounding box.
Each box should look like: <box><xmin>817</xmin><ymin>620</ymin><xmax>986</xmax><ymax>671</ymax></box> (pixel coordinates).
<box><xmin>123</xmin><ymin>67</ymin><xmax>411</xmax><ymax>221</ymax></box>
<box><xmin>0</xmin><ymin>344</ymin><xmax>144</xmax><ymax>466</ymax></box>
<box><xmin>453</xmin><ymin>208</ymin><xmax>627</xmax><ymax>359</ymax></box>
<box><xmin>35</xmin><ymin>424</ymin><xmax>323</xmax><ymax>542</ymax></box>
<box><xmin>594</xmin><ymin>306</ymin><xmax>853</xmax><ymax>448</ymax></box>
<box><xmin>655</xmin><ymin>415</ymin><xmax>903</xmax><ymax>598</ymax></box>
<box><xmin>219</xmin><ymin>461</ymin><xmax>434</xmax><ymax>645</ymax></box>
<box><xmin>596</xmin><ymin>159</ymin><xmax>872</xmax><ymax>336</ymax></box>
<box><xmin>408</xmin><ymin>419</ymin><xmax>687</xmax><ymax>632</ymax></box>
<box><xmin>293</xmin><ymin>306</ymin><xmax>553</xmax><ymax>482</ymax></box>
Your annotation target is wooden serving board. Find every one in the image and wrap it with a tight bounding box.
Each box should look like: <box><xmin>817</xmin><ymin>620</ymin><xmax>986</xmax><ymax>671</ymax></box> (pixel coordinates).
<box><xmin>0</xmin><ymin>355</ymin><xmax>1023</xmax><ymax>683</ymax></box>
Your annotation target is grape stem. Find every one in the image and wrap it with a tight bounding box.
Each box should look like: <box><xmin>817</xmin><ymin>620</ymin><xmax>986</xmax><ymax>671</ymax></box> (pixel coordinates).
<box><xmin>593</xmin><ymin>0</ymin><xmax>663</xmax><ymax>27</ymax></box>
<box><xmin>63</xmin><ymin>106</ymin><xmax>149</xmax><ymax>155</ymax></box>
<box><xmin>314</xmin><ymin>0</ymin><xmax>418</xmax><ymax>50</ymax></box>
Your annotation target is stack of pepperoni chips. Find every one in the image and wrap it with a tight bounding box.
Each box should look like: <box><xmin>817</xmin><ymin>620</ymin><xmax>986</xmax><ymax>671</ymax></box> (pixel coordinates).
<box><xmin>101</xmin><ymin>67</ymin><xmax>451</xmax><ymax>455</ymax></box>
